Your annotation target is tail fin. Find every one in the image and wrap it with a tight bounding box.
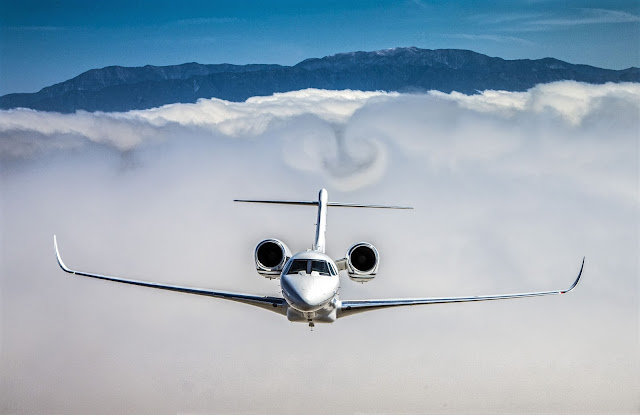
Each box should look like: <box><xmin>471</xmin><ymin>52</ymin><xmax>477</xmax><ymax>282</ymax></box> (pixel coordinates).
<box><xmin>235</xmin><ymin>189</ymin><xmax>413</xmax><ymax>253</ymax></box>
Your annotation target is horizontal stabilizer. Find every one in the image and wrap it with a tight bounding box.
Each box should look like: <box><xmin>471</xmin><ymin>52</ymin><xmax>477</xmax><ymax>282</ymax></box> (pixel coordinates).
<box><xmin>234</xmin><ymin>199</ymin><xmax>413</xmax><ymax>210</ymax></box>
<box><xmin>328</xmin><ymin>202</ymin><xmax>412</xmax><ymax>210</ymax></box>
<box><xmin>234</xmin><ymin>199</ymin><xmax>317</xmax><ymax>206</ymax></box>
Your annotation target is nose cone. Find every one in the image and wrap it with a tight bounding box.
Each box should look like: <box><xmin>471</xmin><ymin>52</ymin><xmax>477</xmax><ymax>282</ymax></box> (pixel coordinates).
<box><xmin>281</xmin><ymin>272</ymin><xmax>338</xmax><ymax>312</ymax></box>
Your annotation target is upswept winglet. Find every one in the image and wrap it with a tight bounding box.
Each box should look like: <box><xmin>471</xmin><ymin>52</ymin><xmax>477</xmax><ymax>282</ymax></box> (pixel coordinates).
<box><xmin>560</xmin><ymin>257</ymin><xmax>584</xmax><ymax>294</ymax></box>
<box><xmin>53</xmin><ymin>235</ymin><xmax>287</xmax><ymax>315</ymax></box>
<box><xmin>54</xmin><ymin>235</ymin><xmax>73</xmax><ymax>273</ymax></box>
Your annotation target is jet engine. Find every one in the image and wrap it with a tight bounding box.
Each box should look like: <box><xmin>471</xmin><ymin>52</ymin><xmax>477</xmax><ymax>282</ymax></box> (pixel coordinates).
<box><xmin>255</xmin><ymin>239</ymin><xmax>291</xmax><ymax>279</ymax></box>
<box><xmin>343</xmin><ymin>242</ymin><xmax>379</xmax><ymax>283</ymax></box>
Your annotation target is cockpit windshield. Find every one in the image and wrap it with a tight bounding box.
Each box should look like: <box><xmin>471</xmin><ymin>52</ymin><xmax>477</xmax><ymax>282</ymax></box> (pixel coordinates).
<box><xmin>286</xmin><ymin>259</ymin><xmax>337</xmax><ymax>276</ymax></box>
<box><xmin>287</xmin><ymin>259</ymin><xmax>307</xmax><ymax>274</ymax></box>
<box><xmin>311</xmin><ymin>260</ymin><xmax>330</xmax><ymax>275</ymax></box>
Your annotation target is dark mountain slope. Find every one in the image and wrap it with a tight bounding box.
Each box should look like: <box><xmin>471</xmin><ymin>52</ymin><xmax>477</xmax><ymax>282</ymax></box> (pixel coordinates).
<box><xmin>1</xmin><ymin>48</ymin><xmax>637</xmax><ymax>113</ymax></box>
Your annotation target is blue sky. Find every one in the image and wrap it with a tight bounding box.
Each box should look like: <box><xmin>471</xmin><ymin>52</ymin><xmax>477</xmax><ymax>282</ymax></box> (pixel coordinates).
<box><xmin>1</xmin><ymin>0</ymin><xmax>639</xmax><ymax>95</ymax></box>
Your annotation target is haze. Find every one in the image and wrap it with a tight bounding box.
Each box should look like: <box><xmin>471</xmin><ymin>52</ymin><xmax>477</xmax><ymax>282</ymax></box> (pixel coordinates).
<box><xmin>1</xmin><ymin>82</ymin><xmax>638</xmax><ymax>413</ymax></box>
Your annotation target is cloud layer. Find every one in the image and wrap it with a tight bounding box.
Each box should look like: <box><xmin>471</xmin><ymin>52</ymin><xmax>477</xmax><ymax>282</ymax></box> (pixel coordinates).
<box><xmin>1</xmin><ymin>82</ymin><xmax>638</xmax><ymax>414</ymax></box>
<box><xmin>2</xmin><ymin>82</ymin><xmax>638</xmax><ymax>194</ymax></box>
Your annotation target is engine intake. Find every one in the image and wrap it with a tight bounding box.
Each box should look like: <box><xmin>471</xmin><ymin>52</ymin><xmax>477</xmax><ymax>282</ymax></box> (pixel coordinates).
<box><xmin>255</xmin><ymin>239</ymin><xmax>291</xmax><ymax>279</ymax></box>
<box><xmin>345</xmin><ymin>242</ymin><xmax>379</xmax><ymax>283</ymax></box>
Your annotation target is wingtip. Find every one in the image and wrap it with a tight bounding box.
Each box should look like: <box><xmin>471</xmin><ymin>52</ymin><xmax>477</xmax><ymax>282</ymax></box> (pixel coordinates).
<box><xmin>562</xmin><ymin>256</ymin><xmax>584</xmax><ymax>294</ymax></box>
<box><xmin>53</xmin><ymin>235</ymin><xmax>72</xmax><ymax>273</ymax></box>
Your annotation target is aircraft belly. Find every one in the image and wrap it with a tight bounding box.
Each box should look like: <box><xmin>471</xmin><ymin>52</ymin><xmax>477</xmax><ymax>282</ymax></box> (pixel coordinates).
<box><xmin>286</xmin><ymin>301</ymin><xmax>337</xmax><ymax>323</ymax></box>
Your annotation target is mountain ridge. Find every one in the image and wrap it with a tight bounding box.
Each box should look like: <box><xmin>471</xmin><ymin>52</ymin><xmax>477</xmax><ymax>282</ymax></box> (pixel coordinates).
<box><xmin>2</xmin><ymin>47</ymin><xmax>638</xmax><ymax>113</ymax></box>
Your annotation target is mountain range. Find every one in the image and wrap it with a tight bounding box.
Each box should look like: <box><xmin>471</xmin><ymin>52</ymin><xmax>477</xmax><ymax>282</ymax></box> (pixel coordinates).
<box><xmin>1</xmin><ymin>47</ymin><xmax>638</xmax><ymax>113</ymax></box>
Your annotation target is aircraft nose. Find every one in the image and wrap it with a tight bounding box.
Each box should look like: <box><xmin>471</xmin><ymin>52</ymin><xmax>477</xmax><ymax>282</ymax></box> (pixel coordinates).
<box><xmin>281</xmin><ymin>273</ymin><xmax>336</xmax><ymax>312</ymax></box>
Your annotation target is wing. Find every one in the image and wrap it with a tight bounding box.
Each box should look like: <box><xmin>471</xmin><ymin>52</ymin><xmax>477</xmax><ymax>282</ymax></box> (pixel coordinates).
<box><xmin>53</xmin><ymin>236</ymin><xmax>286</xmax><ymax>315</ymax></box>
<box><xmin>338</xmin><ymin>258</ymin><xmax>584</xmax><ymax>318</ymax></box>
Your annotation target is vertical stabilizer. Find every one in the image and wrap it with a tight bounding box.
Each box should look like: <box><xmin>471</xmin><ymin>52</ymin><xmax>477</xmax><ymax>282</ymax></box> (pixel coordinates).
<box><xmin>234</xmin><ymin>188</ymin><xmax>411</xmax><ymax>253</ymax></box>
<box><xmin>314</xmin><ymin>189</ymin><xmax>328</xmax><ymax>252</ymax></box>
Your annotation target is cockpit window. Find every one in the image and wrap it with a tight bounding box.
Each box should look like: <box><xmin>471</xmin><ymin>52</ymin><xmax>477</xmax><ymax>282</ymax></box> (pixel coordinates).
<box><xmin>311</xmin><ymin>260</ymin><xmax>330</xmax><ymax>276</ymax></box>
<box><xmin>285</xmin><ymin>259</ymin><xmax>336</xmax><ymax>276</ymax></box>
<box><xmin>287</xmin><ymin>259</ymin><xmax>308</xmax><ymax>274</ymax></box>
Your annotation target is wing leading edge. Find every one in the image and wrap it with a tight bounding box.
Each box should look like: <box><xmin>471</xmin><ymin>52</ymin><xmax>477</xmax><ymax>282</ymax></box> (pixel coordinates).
<box><xmin>53</xmin><ymin>236</ymin><xmax>286</xmax><ymax>315</ymax></box>
<box><xmin>338</xmin><ymin>258</ymin><xmax>584</xmax><ymax>318</ymax></box>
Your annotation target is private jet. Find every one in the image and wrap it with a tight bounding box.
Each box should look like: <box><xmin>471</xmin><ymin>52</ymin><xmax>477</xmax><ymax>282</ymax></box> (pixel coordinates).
<box><xmin>54</xmin><ymin>188</ymin><xmax>583</xmax><ymax>328</ymax></box>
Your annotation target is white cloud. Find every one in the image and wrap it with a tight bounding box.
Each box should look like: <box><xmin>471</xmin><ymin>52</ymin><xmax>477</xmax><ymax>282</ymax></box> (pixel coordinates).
<box><xmin>4</xmin><ymin>25</ymin><xmax>66</xmax><ymax>31</ymax></box>
<box><xmin>134</xmin><ymin>88</ymin><xmax>394</xmax><ymax>134</ymax></box>
<box><xmin>443</xmin><ymin>33</ymin><xmax>535</xmax><ymax>46</ymax></box>
<box><xmin>2</xmin><ymin>82</ymin><xmax>637</xmax><ymax>196</ymax></box>
<box><xmin>431</xmin><ymin>81</ymin><xmax>640</xmax><ymax>126</ymax></box>
<box><xmin>175</xmin><ymin>17</ymin><xmax>242</xmax><ymax>25</ymax></box>
<box><xmin>470</xmin><ymin>12</ymin><xmax>546</xmax><ymax>25</ymax></box>
<box><xmin>1</xmin><ymin>82</ymin><xmax>639</xmax><ymax>412</ymax></box>
<box><xmin>532</xmin><ymin>8</ymin><xmax>640</xmax><ymax>26</ymax></box>
<box><xmin>408</xmin><ymin>0</ymin><xmax>429</xmax><ymax>10</ymax></box>
<box><xmin>477</xmin><ymin>8</ymin><xmax>640</xmax><ymax>33</ymax></box>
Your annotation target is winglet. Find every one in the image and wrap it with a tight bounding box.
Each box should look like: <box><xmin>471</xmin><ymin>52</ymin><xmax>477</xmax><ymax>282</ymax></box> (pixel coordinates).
<box><xmin>561</xmin><ymin>257</ymin><xmax>584</xmax><ymax>294</ymax></box>
<box><xmin>53</xmin><ymin>235</ymin><xmax>74</xmax><ymax>274</ymax></box>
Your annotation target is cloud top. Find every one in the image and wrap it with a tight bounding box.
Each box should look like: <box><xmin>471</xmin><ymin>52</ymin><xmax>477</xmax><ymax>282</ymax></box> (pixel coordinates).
<box><xmin>1</xmin><ymin>82</ymin><xmax>638</xmax><ymax>194</ymax></box>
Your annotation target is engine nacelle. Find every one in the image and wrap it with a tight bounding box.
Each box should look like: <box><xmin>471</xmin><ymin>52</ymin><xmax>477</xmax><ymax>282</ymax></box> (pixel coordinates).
<box><xmin>255</xmin><ymin>239</ymin><xmax>291</xmax><ymax>279</ymax></box>
<box><xmin>343</xmin><ymin>242</ymin><xmax>379</xmax><ymax>283</ymax></box>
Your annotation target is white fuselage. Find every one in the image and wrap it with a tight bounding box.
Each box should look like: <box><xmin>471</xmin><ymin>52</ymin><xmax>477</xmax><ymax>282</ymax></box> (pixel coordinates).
<box><xmin>280</xmin><ymin>189</ymin><xmax>340</xmax><ymax>323</ymax></box>
<box><xmin>280</xmin><ymin>251</ymin><xmax>340</xmax><ymax>322</ymax></box>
